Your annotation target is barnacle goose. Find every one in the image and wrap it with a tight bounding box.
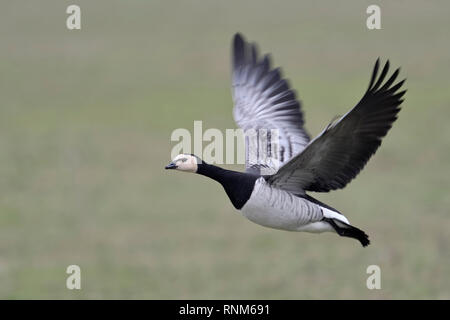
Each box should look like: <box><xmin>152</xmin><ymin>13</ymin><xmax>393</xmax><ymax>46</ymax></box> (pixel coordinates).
<box><xmin>165</xmin><ymin>33</ymin><xmax>406</xmax><ymax>247</ymax></box>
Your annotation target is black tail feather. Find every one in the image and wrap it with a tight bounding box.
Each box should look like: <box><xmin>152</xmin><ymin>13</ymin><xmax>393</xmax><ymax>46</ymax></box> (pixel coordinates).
<box><xmin>324</xmin><ymin>218</ymin><xmax>370</xmax><ymax>247</ymax></box>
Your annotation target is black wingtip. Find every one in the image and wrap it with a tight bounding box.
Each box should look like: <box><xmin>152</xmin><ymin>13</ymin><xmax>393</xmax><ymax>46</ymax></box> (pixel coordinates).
<box><xmin>233</xmin><ymin>33</ymin><xmax>246</xmax><ymax>49</ymax></box>
<box><xmin>372</xmin><ymin>60</ymin><xmax>390</xmax><ymax>91</ymax></box>
<box><xmin>368</xmin><ymin>58</ymin><xmax>381</xmax><ymax>90</ymax></box>
<box><xmin>250</xmin><ymin>42</ymin><xmax>258</xmax><ymax>64</ymax></box>
<box><xmin>374</xmin><ymin>57</ymin><xmax>381</xmax><ymax>70</ymax></box>
<box><xmin>368</xmin><ymin>58</ymin><xmax>407</xmax><ymax>95</ymax></box>
<box><xmin>378</xmin><ymin>68</ymin><xmax>400</xmax><ymax>93</ymax></box>
<box><xmin>233</xmin><ymin>33</ymin><xmax>246</xmax><ymax>68</ymax></box>
<box><xmin>262</xmin><ymin>54</ymin><xmax>272</xmax><ymax>70</ymax></box>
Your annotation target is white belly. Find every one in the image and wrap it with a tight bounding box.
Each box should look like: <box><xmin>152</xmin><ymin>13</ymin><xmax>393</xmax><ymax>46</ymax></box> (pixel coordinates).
<box><xmin>240</xmin><ymin>178</ymin><xmax>334</xmax><ymax>233</ymax></box>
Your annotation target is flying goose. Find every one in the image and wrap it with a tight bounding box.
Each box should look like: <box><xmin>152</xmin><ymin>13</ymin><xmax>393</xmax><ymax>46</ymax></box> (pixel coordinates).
<box><xmin>165</xmin><ymin>33</ymin><xmax>406</xmax><ymax>247</ymax></box>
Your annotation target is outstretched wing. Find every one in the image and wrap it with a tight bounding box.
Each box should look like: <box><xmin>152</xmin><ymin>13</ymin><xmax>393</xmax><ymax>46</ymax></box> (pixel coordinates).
<box><xmin>267</xmin><ymin>59</ymin><xmax>406</xmax><ymax>193</ymax></box>
<box><xmin>232</xmin><ymin>33</ymin><xmax>310</xmax><ymax>175</ymax></box>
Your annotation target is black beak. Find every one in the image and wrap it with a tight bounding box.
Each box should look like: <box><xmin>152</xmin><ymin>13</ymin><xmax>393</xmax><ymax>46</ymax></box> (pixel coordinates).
<box><xmin>165</xmin><ymin>162</ymin><xmax>177</xmax><ymax>170</ymax></box>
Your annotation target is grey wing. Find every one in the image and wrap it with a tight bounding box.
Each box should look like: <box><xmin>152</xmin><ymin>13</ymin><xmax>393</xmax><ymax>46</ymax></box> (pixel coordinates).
<box><xmin>232</xmin><ymin>33</ymin><xmax>310</xmax><ymax>175</ymax></box>
<box><xmin>267</xmin><ymin>59</ymin><xmax>406</xmax><ymax>193</ymax></box>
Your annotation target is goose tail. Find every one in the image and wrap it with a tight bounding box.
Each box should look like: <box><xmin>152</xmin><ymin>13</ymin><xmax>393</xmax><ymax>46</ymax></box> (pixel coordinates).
<box><xmin>324</xmin><ymin>217</ymin><xmax>370</xmax><ymax>247</ymax></box>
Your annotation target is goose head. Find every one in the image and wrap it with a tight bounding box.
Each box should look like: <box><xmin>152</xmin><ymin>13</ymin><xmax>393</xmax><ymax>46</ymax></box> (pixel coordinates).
<box><xmin>165</xmin><ymin>154</ymin><xmax>200</xmax><ymax>173</ymax></box>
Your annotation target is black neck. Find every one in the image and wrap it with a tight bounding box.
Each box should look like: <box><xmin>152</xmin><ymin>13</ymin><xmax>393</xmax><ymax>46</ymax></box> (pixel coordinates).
<box><xmin>196</xmin><ymin>163</ymin><xmax>259</xmax><ymax>209</ymax></box>
<box><xmin>196</xmin><ymin>163</ymin><xmax>229</xmax><ymax>182</ymax></box>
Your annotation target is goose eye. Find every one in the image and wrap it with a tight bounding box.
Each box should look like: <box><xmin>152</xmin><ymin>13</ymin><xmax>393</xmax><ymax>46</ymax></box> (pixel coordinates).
<box><xmin>181</xmin><ymin>158</ymin><xmax>188</xmax><ymax>163</ymax></box>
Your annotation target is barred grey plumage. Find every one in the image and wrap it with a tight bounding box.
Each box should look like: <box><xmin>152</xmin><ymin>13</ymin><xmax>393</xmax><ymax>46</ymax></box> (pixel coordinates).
<box><xmin>241</xmin><ymin>178</ymin><xmax>327</xmax><ymax>232</ymax></box>
<box><xmin>232</xmin><ymin>34</ymin><xmax>310</xmax><ymax>175</ymax></box>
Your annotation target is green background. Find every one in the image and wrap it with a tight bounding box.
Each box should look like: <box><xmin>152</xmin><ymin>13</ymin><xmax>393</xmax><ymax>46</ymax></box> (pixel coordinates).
<box><xmin>0</xmin><ymin>0</ymin><xmax>449</xmax><ymax>299</ymax></box>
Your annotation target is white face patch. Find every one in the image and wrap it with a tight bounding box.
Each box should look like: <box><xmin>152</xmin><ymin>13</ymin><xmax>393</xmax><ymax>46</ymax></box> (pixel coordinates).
<box><xmin>171</xmin><ymin>154</ymin><xmax>198</xmax><ymax>173</ymax></box>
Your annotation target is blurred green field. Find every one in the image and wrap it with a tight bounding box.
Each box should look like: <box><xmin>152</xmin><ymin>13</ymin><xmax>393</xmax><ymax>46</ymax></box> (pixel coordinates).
<box><xmin>0</xmin><ymin>0</ymin><xmax>449</xmax><ymax>299</ymax></box>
